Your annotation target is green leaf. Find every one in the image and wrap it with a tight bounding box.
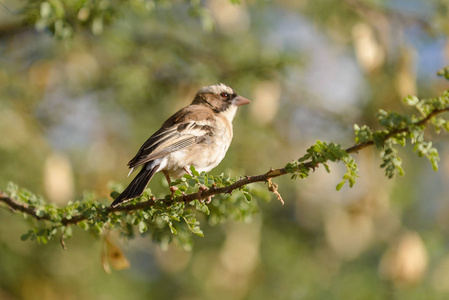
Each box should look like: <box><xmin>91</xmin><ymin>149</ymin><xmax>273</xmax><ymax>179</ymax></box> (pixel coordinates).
<box><xmin>78</xmin><ymin>221</ymin><xmax>89</xmax><ymax>230</ymax></box>
<box><xmin>336</xmin><ymin>181</ymin><xmax>345</xmax><ymax>191</ymax></box>
<box><xmin>37</xmin><ymin>235</ymin><xmax>48</xmax><ymax>244</ymax></box>
<box><xmin>190</xmin><ymin>165</ymin><xmax>200</xmax><ymax>177</ymax></box>
<box><xmin>168</xmin><ymin>223</ymin><xmax>177</xmax><ymax>235</ymax></box>
<box><xmin>20</xmin><ymin>232</ymin><xmax>31</xmax><ymax>241</ymax></box>
<box><xmin>193</xmin><ymin>200</ymin><xmax>210</xmax><ymax>215</ymax></box>
<box><xmin>138</xmin><ymin>221</ymin><xmax>147</xmax><ymax>233</ymax></box>
<box><xmin>437</xmin><ymin>66</ymin><xmax>449</xmax><ymax>80</ymax></box>
<box><xmin>192</xmin><ymin>227</ymin><xmax>204</xmax><ymax>237</ymax></box>
<box><xmin>36</xmin><ymin>209</ymin><xmax>46</xmax><ymax>218</ymax></box>
<box><xmin>404</xmin><ymin>95</ymin><xmax>419</xmax><ymax>106</ymax></box>
<box><xmin>243</xmin><ymin>191</ymin><xmax>252</xmax><ymax>203</ymax></box>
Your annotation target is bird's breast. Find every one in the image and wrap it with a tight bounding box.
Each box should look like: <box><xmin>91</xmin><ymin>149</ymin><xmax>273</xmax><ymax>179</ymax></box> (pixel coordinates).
<box><xmin>163</xmin><ymin>119</ymin><xmax>233</xmax><ymax>178</ymax></box>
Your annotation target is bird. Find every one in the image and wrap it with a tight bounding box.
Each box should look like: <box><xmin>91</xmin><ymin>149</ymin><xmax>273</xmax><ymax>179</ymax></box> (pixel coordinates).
<box><xmin>110</xmin><ymin>83</ymin><xmax>250</xmax><ymax>207</ymax></box>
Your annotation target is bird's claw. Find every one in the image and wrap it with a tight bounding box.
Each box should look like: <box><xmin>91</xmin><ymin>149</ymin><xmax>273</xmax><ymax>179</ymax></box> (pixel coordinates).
<box><xmin>197</xmin><ymin>185</ymin><xmax>213</xmax><ymax>203</ymax></box>
<box><xmin>169</xmin><ymin>186</ymin><xmax>178</xmax><ymax>199</ymax></box>
<box><xmin>204</xmin><ymin>196</ymin><xmax>213</xmax><ymax>204</ymax></box>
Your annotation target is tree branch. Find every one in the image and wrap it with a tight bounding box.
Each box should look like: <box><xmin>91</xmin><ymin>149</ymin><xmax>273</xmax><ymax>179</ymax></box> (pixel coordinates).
<box><xmin>1</xmin><ymin>106</ymin><xmax>449</xmax><ymax>227</ymax></box>
<box><xmin>0</xmin><ymin>192</ymin><xmax>52</xmax><ymax>221</ymax></box>
<box><xmin>345</xmin><ymin>107</ymin><xmax>449</xmax><ymax>153</ymax></box>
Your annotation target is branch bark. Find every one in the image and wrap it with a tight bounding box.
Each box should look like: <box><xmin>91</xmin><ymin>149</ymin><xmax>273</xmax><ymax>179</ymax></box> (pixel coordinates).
<box><xmin>0</xmin><ymin>193</ymin><xmax>53</xmax><ymax>221</ymax></box>
<box><xmin>1</xmin><ymin>107</ymin><xmax>448</xmax><ymax>227</ymax></box>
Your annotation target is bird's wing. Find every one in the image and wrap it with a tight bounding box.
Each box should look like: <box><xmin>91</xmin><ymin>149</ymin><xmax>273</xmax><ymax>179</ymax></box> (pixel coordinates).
<box><xmin>127</xmin><ymin>105</ymin><xmax>215</xmax><ymax>169</ymax></box>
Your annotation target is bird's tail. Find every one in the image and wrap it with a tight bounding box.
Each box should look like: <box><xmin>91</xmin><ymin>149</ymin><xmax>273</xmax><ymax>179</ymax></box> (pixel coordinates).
<box><xmin>111</xmin><ymin>164</ymin><xmax>159</xmax><ymax>207</ymax></box>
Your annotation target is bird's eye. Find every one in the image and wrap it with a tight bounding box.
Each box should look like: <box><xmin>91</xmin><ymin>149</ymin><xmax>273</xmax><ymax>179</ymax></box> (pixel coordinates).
<box><xmin>220</xmin><ymin>92</ymin><xmax>229</xmax><ymax>99</ymax></box>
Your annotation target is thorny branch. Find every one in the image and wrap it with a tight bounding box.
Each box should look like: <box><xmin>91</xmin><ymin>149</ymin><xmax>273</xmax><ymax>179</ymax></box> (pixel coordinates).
<box><xmin>1</xmin><ymin>106</ymin><xmax>449</xmax><ymax>227</ymax></box>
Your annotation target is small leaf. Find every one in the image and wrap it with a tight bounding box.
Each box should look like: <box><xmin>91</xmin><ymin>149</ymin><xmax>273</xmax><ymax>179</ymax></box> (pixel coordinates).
<box><xmin>336</xmin><ymin>181</ymin><xmax>345</xmax><ymax>191</ymax></box>
<box><xmin>35</xmin><ymin>209</ymin><xmax>46</xmax><ymax>218</ymax></box>
<box><xmin>373</xmin><ymin>132</ymin><xmax>385</xmax><ymax>150</ymax></box>
<box><xmin>38</xmin><ymin>235</ymin><xmax>48</xmax><ymax>244</ymax></box>
<box><xmin>169</xmin><ymin>223</ymin><xmax>177</xmax><ymax>235</ymax></box>
<box><xmin>437</xmin><ymin>66</ymin><xmax>449</xmax><ymax>80</ymax></box>
<box><xmin>138</xmin><ymin>221</ymin><xmax>147</xmax><ymax>233</ymax></box>
<box><xmin>404</xmin><ymin>95</ymin><xmax>419</xmax><ymax>106</ymax></box>
<box><xmin>20</xmin><ymin>232</ymin><xmax>31</xmax><ymax>241</ymax></box>
<box><xmin>190</xmin><ymin>165</ymin><xmax>200</xmax><ymax>177</ymax></box>
<box><xmin>192</xmin><ymin>227</ymin><xmax>204</xmax><ymax>237</ymax></box>
<box><xmin>243</xmin><ymin>191</ymin><xmax>252</xmax><ymax>203</ymax></box>
<box><xmin>78</xmin><ymin>221</ymin><xmax>89</xmax><ymax>230</ymax></box>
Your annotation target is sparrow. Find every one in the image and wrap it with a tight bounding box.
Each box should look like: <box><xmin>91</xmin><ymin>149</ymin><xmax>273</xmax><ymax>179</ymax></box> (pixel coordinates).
<box><xmin>111</xmin><ymin>83</ymin><xmax>250</xmax><ymax>207</ymax></box>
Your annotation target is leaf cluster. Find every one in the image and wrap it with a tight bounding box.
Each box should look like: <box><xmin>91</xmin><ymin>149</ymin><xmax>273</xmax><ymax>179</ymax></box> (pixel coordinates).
<box><xmin>5</xmin><ymin>167</ymin><xmax>263</xmax><ymax>250</ymax></box>
<box><xmin>23</xmin><ymin>0</ymin><xmax>218</xmax><ymax>39</ymax></box>
<box><xmin>354</xmin><ymin>92</ymin><xmax>449</xmax><ymax>177</ymax></box>
<box><xmin>285</xmin><ymin>90</ymin><xmax>449</xmax><ymax>190</ymax></box>
<box><xmin>285</xmin><ymin>140</ymin><xmax>359</xmax><ymax>191</ymax></box>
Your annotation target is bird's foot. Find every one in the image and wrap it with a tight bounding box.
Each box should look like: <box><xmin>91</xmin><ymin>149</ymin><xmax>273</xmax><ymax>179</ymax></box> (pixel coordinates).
<box><xmin>169</xmin><ymin>186</ymin><xmax>178</xmax><ymax>199</ymax></box>
<box><xmin>197</xmin><ymin>185</ymin><xmax>213</xmax><ymax>204</ymax></box>
<box><xmin>183</xmin><ymin>166</ymin><xmax>192</xmax><ymax>176</ymax></box>
<box><xmin>204</xmin><ymin>196</ymin><xmax>213</xmax><ymax>204</ymax></box>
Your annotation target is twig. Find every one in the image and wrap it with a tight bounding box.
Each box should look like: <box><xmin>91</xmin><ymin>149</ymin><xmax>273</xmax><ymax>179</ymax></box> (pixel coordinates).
<box><xmin>60</xmin><ymin>235</ymin><xmax>67</xmax><ymax>250</ymax></box>
<box><xmin>267</xmin><ymin>178</ymin><xmax>284</xmax><ymax>205</ymax></box>
<box><xmin>0</xmin><ymin>192</ymin><xmax>52</xmax><ymax>221</ymax></box>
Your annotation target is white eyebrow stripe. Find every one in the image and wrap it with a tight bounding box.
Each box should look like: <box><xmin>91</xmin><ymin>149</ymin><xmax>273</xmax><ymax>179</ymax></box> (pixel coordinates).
<box><xmin>198</xmin><ymin>83</ymin><xmax>234</xmax><ymax>95</ymax></box>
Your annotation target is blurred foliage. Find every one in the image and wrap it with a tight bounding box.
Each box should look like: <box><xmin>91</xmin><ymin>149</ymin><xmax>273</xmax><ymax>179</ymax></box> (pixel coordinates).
<box><xmin>23</xmin><ymin>0</ymin><xmax>216</xmax><ymax>38</ymax></box>
<box><xmin>2</xmin><ymin>0</ymin><xmax>449</xmax><ymax>300</ymax></box>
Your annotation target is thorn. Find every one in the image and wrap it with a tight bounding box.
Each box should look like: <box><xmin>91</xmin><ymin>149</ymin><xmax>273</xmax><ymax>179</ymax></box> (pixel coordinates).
<box><xmin>60</xmin><ymin>235</ymin><xmax>67</xmax><ymax>250</ymax></box>
<box><xmin>267</xmin><ymin>178</ymin><xmax>284</xmax><ymax>205</ymax></box>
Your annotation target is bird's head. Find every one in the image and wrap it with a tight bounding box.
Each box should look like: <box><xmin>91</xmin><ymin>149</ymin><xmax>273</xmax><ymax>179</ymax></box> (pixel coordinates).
<box><xmin>192</xmin><ymin>83</ymin><xmax>250</xmax><ymax>114</ymax></box>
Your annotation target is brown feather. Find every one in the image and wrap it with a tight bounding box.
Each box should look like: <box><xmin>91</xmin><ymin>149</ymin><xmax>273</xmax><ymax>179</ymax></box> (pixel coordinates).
<box><xmin>127</xmin><ymin>105</ymin><xmax>216</xmax><ymax>169</ymax></box>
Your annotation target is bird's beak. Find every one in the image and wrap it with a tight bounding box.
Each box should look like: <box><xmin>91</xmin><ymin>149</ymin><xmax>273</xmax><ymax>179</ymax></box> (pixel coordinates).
<box><xmin>233</xmin><ymin>95</ymin><xmax>251</xmax><ymax>106</ymax></box>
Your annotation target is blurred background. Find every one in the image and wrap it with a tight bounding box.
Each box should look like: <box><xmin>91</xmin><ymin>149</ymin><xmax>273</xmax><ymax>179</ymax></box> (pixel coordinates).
<box><xmin>1</xmin><ymin>0</ymin><xmax>449</xmax><ymax>299</ymax></box>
